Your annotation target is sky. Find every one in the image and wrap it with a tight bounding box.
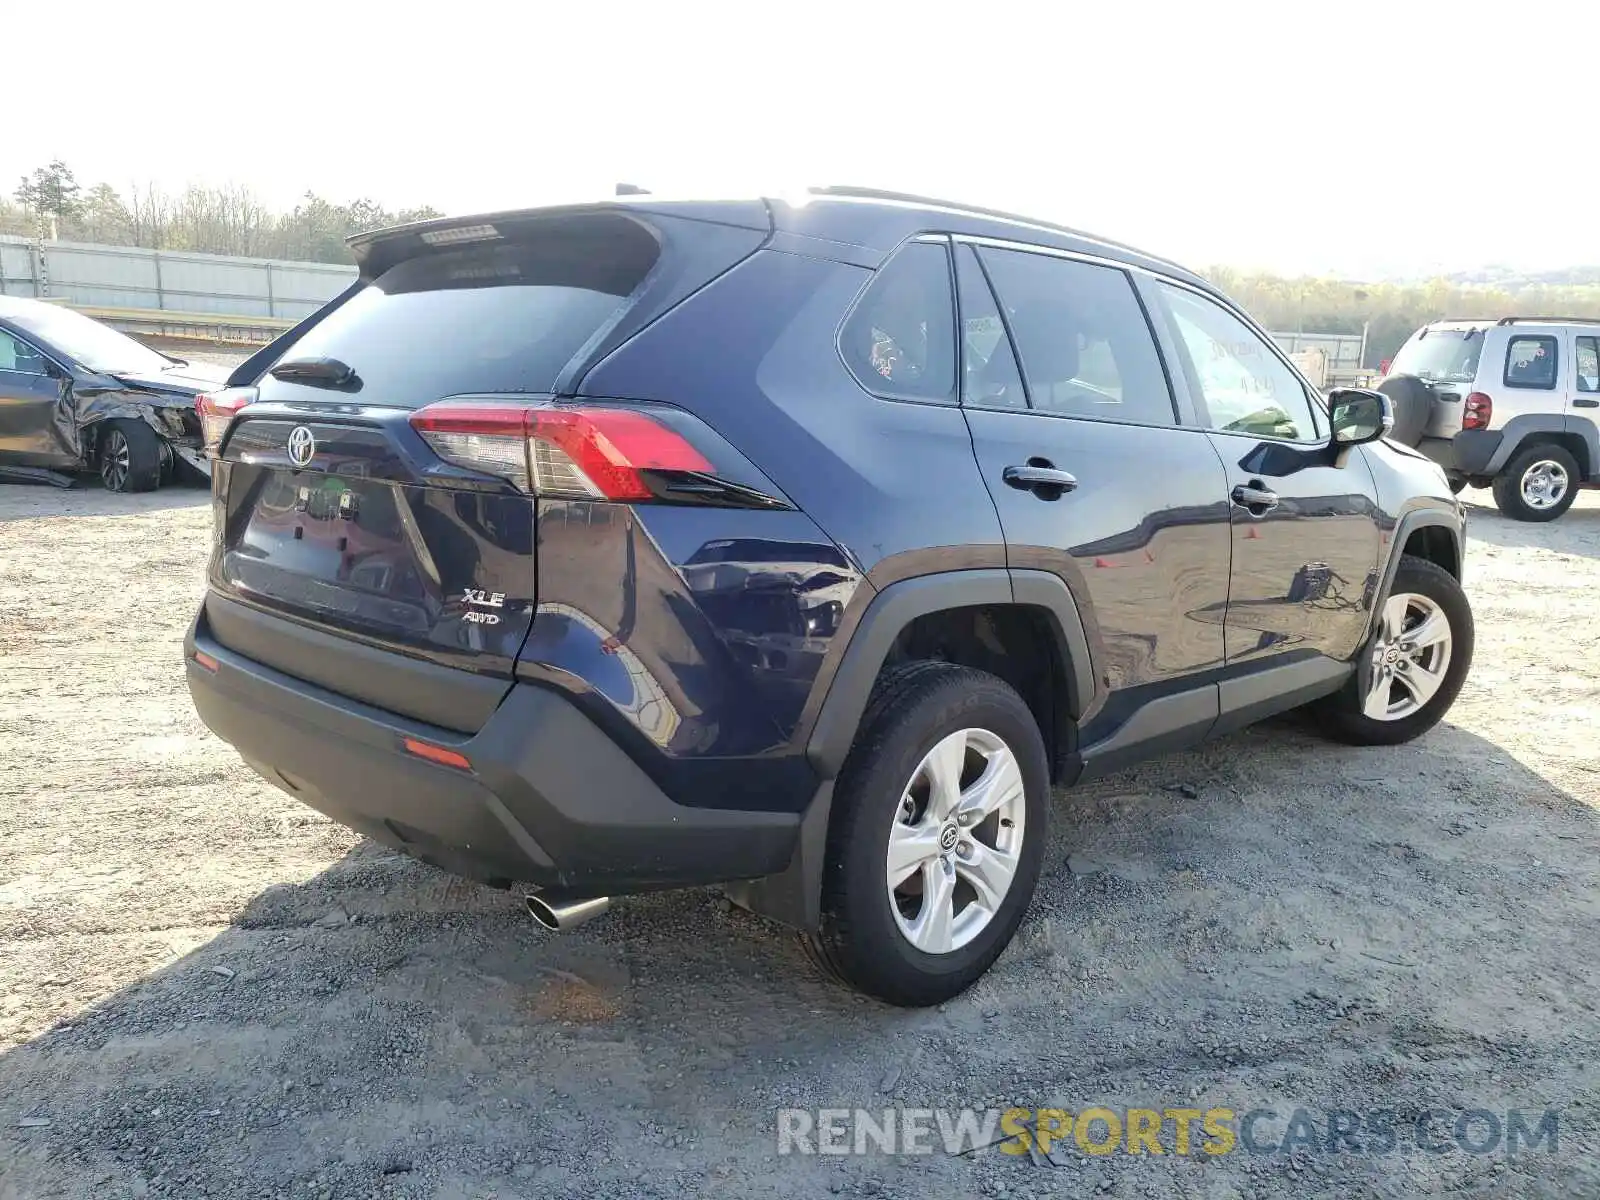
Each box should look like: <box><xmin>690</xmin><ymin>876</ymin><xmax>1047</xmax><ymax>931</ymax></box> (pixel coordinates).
<box><xmin>11</xmin><ymin>0</ymin><xmax>1599</xmax><ymax>278</ymax></box>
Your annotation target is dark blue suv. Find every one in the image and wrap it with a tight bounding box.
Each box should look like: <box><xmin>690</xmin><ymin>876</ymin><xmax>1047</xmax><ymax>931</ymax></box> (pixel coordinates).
<box><xmin>185</xmin><ymin>189</ymin><xmax>1472</xmax><ymax>1005</ymax></box>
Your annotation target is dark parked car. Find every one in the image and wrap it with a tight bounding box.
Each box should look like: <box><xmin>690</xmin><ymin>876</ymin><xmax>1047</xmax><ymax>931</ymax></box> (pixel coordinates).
<box><xmin>0</xmin><ymin>296</ymin><xmax>224</xmax><ymax>491</ymax></box>
<box><xmin>185</xmin><ymin>189</ymin><xmax>1473</xmax><ymax>1005</ymax></box>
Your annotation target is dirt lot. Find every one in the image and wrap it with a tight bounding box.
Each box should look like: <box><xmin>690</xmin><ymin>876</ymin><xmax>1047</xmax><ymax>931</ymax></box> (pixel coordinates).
<box><xmin>1</xmin><ymin>482</ymin><xmax>1597</xmax><ymax>1200</ymax></box>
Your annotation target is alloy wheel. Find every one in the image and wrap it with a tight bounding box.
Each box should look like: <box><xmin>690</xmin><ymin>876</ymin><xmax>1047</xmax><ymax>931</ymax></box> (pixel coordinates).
<box><xmin>101</xmin><ymin>430</ymin><xmax>130</xmax><ymax>492</ymax></box>
<box><xmin>1364</xmin><ymin>592</ymin><xmax>1453</xmax><ymax>721</ymax></box>
<box><xmin>885</xmin><ymin>727</ymin><xmax>1026</xmax><ymax>954</ymax></box>
<box><xmin>1520</xmin><ymin>459</ymin><xmax>1570</xmax><ymax>511</ymax></box>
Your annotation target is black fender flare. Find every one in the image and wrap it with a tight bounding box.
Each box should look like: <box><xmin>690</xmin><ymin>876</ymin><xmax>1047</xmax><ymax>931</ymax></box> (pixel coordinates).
<box><xmin>726</xmin><ymin>568</ymin><xmax>1094</xmax><ymax>932</ymax></box>
<box><xmin>1367</xmin><ymin>508</ymin><xmax>1464</xmax><ymax>643</ymax></box>
<box><xmin>804</xmin><ymin>568</ymin><xmax>1094</xmax><ymax>779</ymax></box>
<box><xmin>1483</xmin><ymin>414</ymin><xmax>1600</xmax><ymax>479</ymax></box>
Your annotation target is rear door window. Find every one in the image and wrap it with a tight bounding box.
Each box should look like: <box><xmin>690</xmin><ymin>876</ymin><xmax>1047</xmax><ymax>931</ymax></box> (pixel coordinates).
<box><xmin>1575</xmin><ymin>336</ymin><xmax>1598</xmax><ymax>392</ymax></box>
<box><xmin>263</xmin><ymin>215</ymin><xmax>660</xmax><ymax>408</ymax></box>
<box><xmin>1504</xmin><ymin>335</ymin><xmax>1558</xmax><ymax>389</ymax></box>
<box><xmin>976</xmin><ymin>247</ymin><xmax>1176</xmax><ymax>426</ymax></box>
<box><xmin>841</xmin><ymin>241</ymin><xmax>957</xmax><ymax>404</ymax></box>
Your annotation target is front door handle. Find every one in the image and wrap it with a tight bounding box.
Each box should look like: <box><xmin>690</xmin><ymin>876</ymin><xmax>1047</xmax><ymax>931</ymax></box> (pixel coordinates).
<box><xmin>1003</xmin><ymin>463</ymin><xmax>1079</xmax><ymax>495</ymax></box>
<box><xmin>1231</xmin><ymin>481</ymin><xmax>1279</xmax><ymax>514</ymax></box>
<box><xmin>1574</xmin><ymin>397</ymin><xmax>1599</xmax><ymax>408</ymax></box>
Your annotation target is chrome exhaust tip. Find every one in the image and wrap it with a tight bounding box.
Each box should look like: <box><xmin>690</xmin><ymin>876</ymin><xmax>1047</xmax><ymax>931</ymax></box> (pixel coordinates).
<box><xmin>525</xmin><ymin>890</ymin><xmax>611</xmax><ymax>931</ymax></box>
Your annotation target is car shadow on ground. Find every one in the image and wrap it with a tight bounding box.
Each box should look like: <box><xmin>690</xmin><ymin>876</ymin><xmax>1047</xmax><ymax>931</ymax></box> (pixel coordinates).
<box><xmin>2</xmin><ymin>719</ymin><xmax>1597</xmax><ymax>1198</ymax></box>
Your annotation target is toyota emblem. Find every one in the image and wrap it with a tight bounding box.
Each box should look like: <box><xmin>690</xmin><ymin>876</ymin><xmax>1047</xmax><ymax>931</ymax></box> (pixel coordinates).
<box><xmin>286</xmin><ymin>425</ymin><xmax>316</xmax><ymax>469</ymax></box>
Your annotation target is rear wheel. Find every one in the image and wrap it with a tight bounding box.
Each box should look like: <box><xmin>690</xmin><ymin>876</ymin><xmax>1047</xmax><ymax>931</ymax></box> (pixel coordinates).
<box><xmin>1491</xmin><ymin>444</ymin><xmax>1579</xmax><ymax>522</ymax></box>
<box><xmin>99</xmin><ymin>419</ymin><xmax>164</xmax><ymax>493</ymax></box>
<box><xmin>1312</xmin><ymin>556</ymin><xmax>1473</xmax><ymax>746</ymax></box>
<box><xmin>800</xmin><ymin>662</ymin><xmax>1049</xmax><ymax>1006</ymax></box>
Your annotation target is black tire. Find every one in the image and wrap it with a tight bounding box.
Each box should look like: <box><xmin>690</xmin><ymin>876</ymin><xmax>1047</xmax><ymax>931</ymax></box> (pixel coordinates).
<box><xmin>1376</xmin><ymin>374</ymin><xmax>1434</xmax><ymax>447</ymax></box>
<box><xmin>799</xmin><ymin>662</ymin><xmax>1050</xmax><ymax>1006</ymax></box>
<box><xmin>99</xmin><ymin>419</ymin><xmax>164</xmax><ymax>493</ymax></box>
<box><xmin>1490</xmin><ymin>443</ymin><xmax>1580</xmax><ymax>522</ymax></box>
<box><xmin>1312</xmin><ymin>555</ymin><xmax>1473</xmax><ymax>746</ymax></box>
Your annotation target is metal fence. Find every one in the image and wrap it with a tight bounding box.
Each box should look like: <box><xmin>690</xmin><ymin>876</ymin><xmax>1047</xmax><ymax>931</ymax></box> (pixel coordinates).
<box><xmin>0</xmin><ymin>235</ymin><xmax>357</xmax><ymax>328</ymax></box>
<box><xmin>1270</xmin><ymin>330</ymin><xmax>1366</xmax><ymax>373</ymax></box>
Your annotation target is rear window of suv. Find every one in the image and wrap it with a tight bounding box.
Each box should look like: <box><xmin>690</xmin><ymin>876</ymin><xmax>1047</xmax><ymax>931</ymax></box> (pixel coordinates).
<box><xmin>1389</xmin><ymin>327</ymin><xmax>1485</xmax><ymax>384</ymax></box>
<box><xmin>266</xmin><ymin>215</ymin><xmax>660</xmax><ymax>407</ymax></box>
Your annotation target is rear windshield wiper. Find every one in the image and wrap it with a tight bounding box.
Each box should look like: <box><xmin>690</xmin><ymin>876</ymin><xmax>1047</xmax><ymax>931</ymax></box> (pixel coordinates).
<box><xmin>268</xmin><ymin>356</ymin><xmax>361</xmax><ymax>390</ymax></box>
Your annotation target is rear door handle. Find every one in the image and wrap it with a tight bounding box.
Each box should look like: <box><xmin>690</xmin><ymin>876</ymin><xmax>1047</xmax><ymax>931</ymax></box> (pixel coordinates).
<box><xmin>1231</xmin><ymin>482</ymin><xmax>1279</xmax><ymax>513</ymax></box>
<box><xmin>1574</xmin><ymin>397</ymin><xmax>1599</xmax><ymax>408</ymax></box>
<box><xmin>1003</xmin><ymin>463</ymin><xmax>1079</xmax><ymax>495</ymax></box>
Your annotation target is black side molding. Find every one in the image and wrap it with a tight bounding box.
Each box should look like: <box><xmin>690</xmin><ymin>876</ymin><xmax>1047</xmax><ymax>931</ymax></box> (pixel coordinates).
<box><xmin>1077</xmin><ymin>685</ymin><xmax>1217</xmax><ymax>779</ymax></box>
<box><xmin>1076</xmin><ymin>654</ymin><xmax>1353</xmax><ymax>780</ymax></box>
<box><xmin>1211</xmin><ymin>655</ymin><xmax>1350</xmax><ymax>739</ymax></box>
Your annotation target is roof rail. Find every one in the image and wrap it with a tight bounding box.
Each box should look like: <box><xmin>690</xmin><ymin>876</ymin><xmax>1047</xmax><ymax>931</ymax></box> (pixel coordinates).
<box><xmin>1495</xmin><ymin>315</ymin><xmax>1600</xmax><ymax>326</ymax></box>
<box><xmin>804</xmin><ymin>185</ymin><xmax>1195</xmax><ymax>277</ymax></box>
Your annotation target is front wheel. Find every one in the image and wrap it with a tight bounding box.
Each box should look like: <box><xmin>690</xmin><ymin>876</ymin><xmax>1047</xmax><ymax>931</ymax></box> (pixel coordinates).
<box><xmin>1312</xmin><ymin>555</ymin><xmax>1474</xmax><ymax>746</ymax></box>
<box><xmin>800</xmin><ymin>662</ymin><xmax>1049</xmax><ymax>1006</ymax></box>
<box><xmin>99</xmin><ymin>419</ymin><xmax>164</xmax><ymax>493</ymax></box>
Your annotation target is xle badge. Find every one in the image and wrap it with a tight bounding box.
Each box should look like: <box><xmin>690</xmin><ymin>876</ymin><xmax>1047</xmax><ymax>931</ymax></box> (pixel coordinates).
<box><xmin>461</xmin><ymin>588</ymin><xmax>506</xmax><ymax>626</ymax></box>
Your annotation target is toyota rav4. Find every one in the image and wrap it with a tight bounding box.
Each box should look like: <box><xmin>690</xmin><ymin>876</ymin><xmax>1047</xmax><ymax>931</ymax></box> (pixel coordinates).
<box><xmin>185</xmin><ymin>189</ymin><xmax>1473</xmax><ymax>1006</ymax></box>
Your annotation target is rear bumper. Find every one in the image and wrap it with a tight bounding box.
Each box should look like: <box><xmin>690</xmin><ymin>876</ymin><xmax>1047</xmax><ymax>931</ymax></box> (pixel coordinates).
<box><xmin>1418</xmin><ymin>431</ymin><xmax>1502</xmax><ymax>478</ymax></box>
<box><xmin>185</xmin><ymin>609</ymin><xmax>799</xmax><ymax>892</ymax></box>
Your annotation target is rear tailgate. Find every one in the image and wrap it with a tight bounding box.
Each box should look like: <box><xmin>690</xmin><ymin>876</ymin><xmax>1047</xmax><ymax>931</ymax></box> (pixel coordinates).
<box><xmin>206</xmin><ymin>204</ymin><xmax>770</xmax><ymax>710</ymax></box>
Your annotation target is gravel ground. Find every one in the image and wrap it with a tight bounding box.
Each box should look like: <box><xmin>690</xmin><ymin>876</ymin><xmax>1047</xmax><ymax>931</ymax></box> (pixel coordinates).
<box><xmin>1</xmin><ymin>483</ymin><xmax>1597</xmax><ymax>1200</ymax></box>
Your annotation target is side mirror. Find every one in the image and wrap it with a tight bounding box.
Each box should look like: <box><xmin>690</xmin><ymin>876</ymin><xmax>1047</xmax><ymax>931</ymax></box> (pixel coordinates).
<box><xmin>1329</xmin><ymin>388</ymin><xmax>1392</xmax><ymax>446</ymax></box>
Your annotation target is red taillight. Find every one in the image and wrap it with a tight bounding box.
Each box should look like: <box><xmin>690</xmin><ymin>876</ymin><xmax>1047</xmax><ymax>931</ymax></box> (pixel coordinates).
<box><xmin>408</xmin><ymin>402</ymin><xmax>712</xmax><ymax>500</ymax></box>
<box><xmin>1463</xmin><ymin>392</ymin><xmax>1493</xmax><ymax>430</ymax></box>
<box><xmin>192</xmin><ymin>650</ymin><xmax>219</xmax><ymax>673</ymax></box>
<box><xmin>401</xmin><ymin>737</ymin><xmax>472</xmax><ymax>771</ymax></box>
<box><xmin>196</xmin><ymin>388</ymin><xmax>255</xmax><ymax>455</ymax></box>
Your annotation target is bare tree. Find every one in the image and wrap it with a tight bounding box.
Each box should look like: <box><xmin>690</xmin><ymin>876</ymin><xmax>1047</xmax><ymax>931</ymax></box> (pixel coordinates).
<box><xmin>126</xmin><ymin>182</ymin><xmax>172</xmax><ymax>249</ymax></box>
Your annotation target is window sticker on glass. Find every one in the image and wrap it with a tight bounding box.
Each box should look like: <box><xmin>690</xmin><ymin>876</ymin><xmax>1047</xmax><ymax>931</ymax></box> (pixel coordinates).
<box><xmin>1504</xmin><ymin>336</ymin><xmax>1557</xmax><ymax>389</ymax></box>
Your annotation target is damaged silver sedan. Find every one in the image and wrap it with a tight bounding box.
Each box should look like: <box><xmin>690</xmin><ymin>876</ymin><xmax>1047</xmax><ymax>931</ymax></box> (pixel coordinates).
<box><xmin>0</xmin><ymin>296</ymin><xmax>226</xmax><ymax>491</ymax></box>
